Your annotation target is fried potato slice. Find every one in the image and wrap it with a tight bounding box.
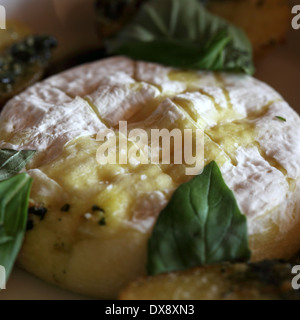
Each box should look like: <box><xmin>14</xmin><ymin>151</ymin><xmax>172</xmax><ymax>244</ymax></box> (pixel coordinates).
<box><xmin>120</xmin><ymin>260</ymin><xmax>300</xmax><ymax>300</ymax></box>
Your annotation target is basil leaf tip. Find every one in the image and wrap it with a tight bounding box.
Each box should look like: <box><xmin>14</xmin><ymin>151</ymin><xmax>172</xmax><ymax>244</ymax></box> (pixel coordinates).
<box><xmin>0</xmin><ymin>173</ymin><xmax>33</xmax><ymax>280</ymax></box>
<box><xmin>0</xmin><ymin>149</ymin><xmax>36</xmax><ymax>282</ymax></box>
<box><xmin>147</xmin><ymin>161</ymin><xmax>251</xmax><ymax>276</ymax></box>
<box><xmin>0</xmin><ymin>149</ymin><xmax>36</xmax><ymax>182</ymax></box>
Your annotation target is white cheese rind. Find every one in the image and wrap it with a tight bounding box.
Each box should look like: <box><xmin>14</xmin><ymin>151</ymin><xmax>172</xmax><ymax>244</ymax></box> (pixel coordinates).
<box><xmin>221</xmin><ymin>147</ymin><xmax>288</xmax><ymax>224</ymax></box>
<box><xmin>0</xmin><ymin>96</ymin><xmax>106</xmax><ymax>164</ymax></box>
<box><xmin>46</xmin><ymin>56</ymin><xmax>136</xmax><ymax>97</ymax></box>
<box><xmin>254</xmin><ymin>101</ymin><xmax>300</xmax><ymax>179</ymax></box>
<box><xmin>86</xmin><ymin>82</ymin><xmax>160</xmax><ymax>126</ymax></box>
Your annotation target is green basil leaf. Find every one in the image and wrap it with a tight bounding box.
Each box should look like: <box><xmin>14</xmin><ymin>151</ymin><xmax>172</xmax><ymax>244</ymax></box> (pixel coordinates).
<box><xmin>0</xmin><ymin>173</ymin><xmax>33</xmax><ymax>279</ymax></box>
<box><xmin>0</xmin><ymin>226</ymin><xmax>13</xmax><ymax>245</ymax></box>
<box><xmin>107</xmin><ymin>0</ymin><xmax>254</xmax><ymax>74</ymax></box>
<box><xmin>0</xmin><ymin>149</ymin><xmax>35</xmax><ymax>182</ymax></box>
<box><xmin>147</xmin><ymin>161</ymin><xmax>251</xmax><ymax>276</ymax></box>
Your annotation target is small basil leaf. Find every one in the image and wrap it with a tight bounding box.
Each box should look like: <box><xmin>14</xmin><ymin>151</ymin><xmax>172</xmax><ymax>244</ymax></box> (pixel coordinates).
<box><xmin>0</xmin><ymin>173</ymin><xmax>33</xmax><ymax>279</ymax></box>
<box><xmin>0</xmin><ymin>149</ymin><xmax>35</xmax><ymax>182</ymax></box>
<box><xmin>107</xmin><ymin>0</ymin><xmax>254</xmax><ymax>74</ymax></box>
<box><xmin>147</xmin><ymin>161</ymin><xmax>251</xmax><ymax>276</ymax></box>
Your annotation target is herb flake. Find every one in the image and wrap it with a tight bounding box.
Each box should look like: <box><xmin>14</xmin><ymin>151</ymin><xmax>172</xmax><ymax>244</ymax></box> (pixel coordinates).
<box><xmin>61</xmin><ymin>204</ymin><xmax>71</xmax><ymax>212</ymax></box>
<box><xmin>28</xmin><ymin>206</ymin><xmax>47</xmax><ymax>221</ymax></box>
<box><xmin>99</xmin><ymin>218</ymin><xmax>106</xmax><ymax>226</ymax></box>
<box><xmin>275</xmin><ymin>116</ymin><xmax>287</xmax><ymax>122</ymax></box>
<box><xmin>92</xmin><ymin>205</ymin><xmax>105</xmax><ymax>212</ymax></box>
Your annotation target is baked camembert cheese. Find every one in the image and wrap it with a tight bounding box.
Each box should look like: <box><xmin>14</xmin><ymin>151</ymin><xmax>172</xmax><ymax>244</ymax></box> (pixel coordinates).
<box><xmin>0</xmin><ymin>56</ymin><xmax>300</xmax><ymax>298</ymax></box>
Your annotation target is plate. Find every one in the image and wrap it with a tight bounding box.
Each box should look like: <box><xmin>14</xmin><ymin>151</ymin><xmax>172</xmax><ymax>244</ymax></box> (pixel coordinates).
<box><xmin>0</xmin><ymin>1</ymin><xmax>300</xmax><ymax>300</ymax></box>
